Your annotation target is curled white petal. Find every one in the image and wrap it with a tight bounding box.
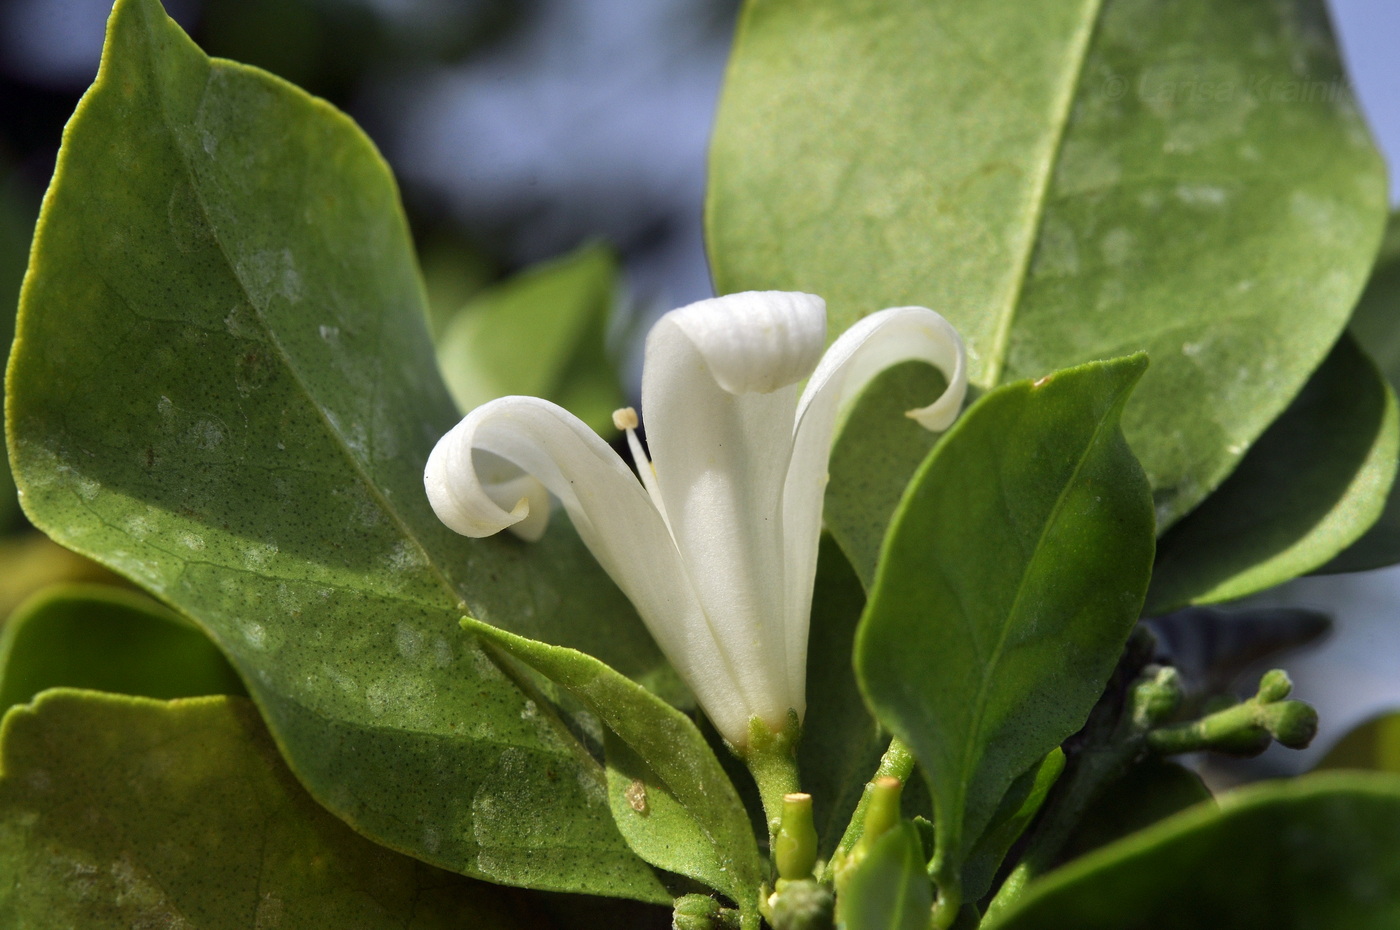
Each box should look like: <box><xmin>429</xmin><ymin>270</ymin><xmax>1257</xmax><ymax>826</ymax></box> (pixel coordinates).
<box><xmin>667</xmin><ymin>291</ymin><xmax>827</xmax><ymax>395</ymax></box>
<box><xmin>778</xmin><ymin>306</ymin><xmax>968</xmax><ymax>699</ymax></box>
<box><xmin>800</xmin><ymin>306</ymin><xmax>967</xmax><ymax>432</ymax></box>
<box><xmin>473</xmin><ymin>449</ymin><xmax>552</xmax><ymax>542</ymax></box>
<box><xmin>424</xmin><ymin>395</ymin><xmax>760</xmax><ymax>745</ymax></box>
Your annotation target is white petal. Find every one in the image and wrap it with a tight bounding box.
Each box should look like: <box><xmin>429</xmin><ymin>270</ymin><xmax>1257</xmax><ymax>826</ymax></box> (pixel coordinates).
<box><xmin>799</xmin><ymin>306</ymin><xmax>967</xmax><ymax>433</ymax></box>
<box><xmin>424</xmin><ymin>395</ymin><xmax>758</xmax><ymax>745</ymax></box>
<box><xmin>780</xmin><ymin>307</ymin><xmax>968</xmax><ymax>699</ymax></box>
<box><xmin>473</xmin><ymin>449</ymin><xmax>552</xmax><ymax>542</ymax></box>
<box><xmin>668</xmin><ymin>291</ymin><xmax>827</xmax><ymax>394</ymax></box>
<box><xmin>641</xmin><ymin>292</ymin><xmax>829</xmax><ymax>729</ymax></box>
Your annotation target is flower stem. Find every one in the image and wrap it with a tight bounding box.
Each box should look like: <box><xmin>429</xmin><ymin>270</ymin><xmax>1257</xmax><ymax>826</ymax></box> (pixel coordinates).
<box><xmin>743</xmin><ymin>714</ymin><xmax>803</xmax><ymax>843</ymax></box>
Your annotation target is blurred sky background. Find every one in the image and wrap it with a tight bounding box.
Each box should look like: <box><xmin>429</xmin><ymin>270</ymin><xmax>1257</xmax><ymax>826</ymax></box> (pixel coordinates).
<box><xmin>1</xmin><ymin>0</ymin><xmax>1399</xmax><ymax>767</ymax></box>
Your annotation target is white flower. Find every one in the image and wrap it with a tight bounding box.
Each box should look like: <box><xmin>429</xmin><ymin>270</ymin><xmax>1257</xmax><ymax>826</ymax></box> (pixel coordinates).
<box><xmin>425</xmin><ymin>291</ymin><xmax>966</xmax><ymax>748</ymax></box>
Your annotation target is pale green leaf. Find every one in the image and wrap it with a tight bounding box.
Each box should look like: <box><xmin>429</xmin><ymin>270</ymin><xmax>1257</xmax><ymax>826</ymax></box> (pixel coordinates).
<box><xmin>465</xmin><ymin>617</ymin><xmax>764</xmax><ymax>915</ymax></box>
<box><xmin>1317</xmin><ymin>711</ymin><xmax>1400</xmax><ymax>773</ymax></box>
<box><xmin>840</xmin><ymin>822</ymin><xmax>932</xmax><ymax>930</ymax></box>
<box><xmin>709</xmin><ymin>0</ymin><xmax>1386</xmax><ymax>529</ymax></box>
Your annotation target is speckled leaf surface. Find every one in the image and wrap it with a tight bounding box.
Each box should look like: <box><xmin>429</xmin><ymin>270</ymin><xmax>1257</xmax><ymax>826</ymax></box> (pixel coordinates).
<box><xmin>465</xmin><ymin>618</ymin><xmax>763</xmax><ymax>917</ymax></box>
<box><xmin>0</xmin><ymin>583</ymin><xmax>245</xmax><ymax>712</ymax></box>
<box><xmin>1147</xmin><ymin>334</ymin><xmax>1398</xmax><ymax>613</ymax></box>
<box><xmin>436</xmin><ymin>242</ymin><xmax>626</xmax><ymax>435</ymax></box>
<box><xmin>857</xmin><ymin>357</ymin><xmax>1155</xmax><ymax>880</ymax></box>
<box><xmin>708</xmin><ymin>0</ymin><xmax>1386</xmax><ymax>529</ymax></box>
<box><xmin>0</xmin><ymin>690</ymin><xmax>540</xmax><ymax>929</ymax></box>
<box><xmin>988</xmin><ymin>774</ymin><xmax>1400</xmax><ymax>930</ymax></box>
<box><xmin>6</xmin><ymin>0</ymin><xmax>668</xmax><ymax>899</ymax></box>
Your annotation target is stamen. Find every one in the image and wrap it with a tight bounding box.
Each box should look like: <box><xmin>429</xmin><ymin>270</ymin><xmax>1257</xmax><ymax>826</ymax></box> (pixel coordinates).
<box><xmin>612</xmin><ymin>407</ymin><xmax>639</xmax><ymax>431</ymax></box>
<box><xmin>613</xmin><ymin>406</ymin><xmax>668</xmax><ymax>520</ymax></box>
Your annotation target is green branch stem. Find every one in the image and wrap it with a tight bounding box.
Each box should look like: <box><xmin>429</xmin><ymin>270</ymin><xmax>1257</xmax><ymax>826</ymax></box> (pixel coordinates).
<box><xmin>829</xmin><ymin>736</ymin><xmax>918</xmax><ymax>870</ymax></box>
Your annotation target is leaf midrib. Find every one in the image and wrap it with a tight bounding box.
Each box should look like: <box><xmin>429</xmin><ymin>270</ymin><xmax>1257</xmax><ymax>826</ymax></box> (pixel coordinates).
<box><xmin>982</xmin><ymin>0</ymin><xmax>1105</xmax><ymax>386</ymax></box>
<box><xmin>948</xmin><ymin>388</ymin><xmax>1121</xmax><ymax>857</ymax></box>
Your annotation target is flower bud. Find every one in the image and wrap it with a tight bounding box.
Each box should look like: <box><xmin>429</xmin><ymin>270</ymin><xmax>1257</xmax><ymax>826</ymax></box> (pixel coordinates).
<box><xmin>1256</xmin><ymin>669</ymin><xmax>1293</xmax><ymax>703</ymax></box>
<box><xmin>775</xmin><ymin>793</ymin><xmax>819</xmax><ymax>881</ymax></box>
<box><xmin>1263</xmin><ymin>700</ymin><xmax>1318</xmax><ymax>749</ymax></box>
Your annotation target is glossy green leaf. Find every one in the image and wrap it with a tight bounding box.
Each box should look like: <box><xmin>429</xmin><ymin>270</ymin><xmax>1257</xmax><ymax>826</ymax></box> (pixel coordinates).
<box><xmin>840</xmin><ymin>822</ymin><xmax>932</xmax><ymax>930</ymax></box>
<box><xmin>798</xmin><ymin>535</ymin><xmax>886</xmax><ymax>855</ymax></box>
<box><xmin>1146</xmin><ymin>334</ymin><xmax>1398</xmax><ymax>613</ymax></box>
<box><xmin>856</xmin><ymin>356</ymin><xmax>1155</xmax><ymax>880</ymax></box>
<box><xmin>436</xmin><ymin>242</ymin><xmax>626</xmax><ymax>434</ymax></box>
<box><xmin>7</xmin><ymin>0</ymin><xmax>669</xmax><ymax>899</ymax></box>
<box><xmin>0</xmin><ymin>583</ymin><xmax>244</xmax><ymax>711</ymax></box>
<box><xmin>0</xmin><ymin>690</ymin><xmax>538</xmax><ymax>929</ymax></box>
<box><xmin>1058</xmin><ymin>758</ymin><xmax>1212</xmax><ymax>864</ymax></box>
<box><xmin>709</xmin><ymin>0</ymin><xmax>1386</xmax><ymax>529</ymax></box>
<box><xmin>962</xmin><ymin>749</ymin><xmax>1065</xmax><ymax>904</ymax></box>
<box><xmin>464</xmin><ymin>617</ymin><xmax>764</xmax><ymax>913</ymax></box>
<box><xmin>827</xmin><ymin>361</ymin><xmax>952</xmax><ymax>590</ymax></box>
<box><xmin>1317</xmin><ymin>711</ymin><xmax>1400</xmax><ymax>773</ymax></box>
<box><xmin>1332</xmin><ymin>212</ymin><xmax>1400</xmax><ymax>572</ymax></box>
<box><xmin>988</xmin><ymin>773</ymin><xmax>1400</xmax><ymax>930</ymax></box>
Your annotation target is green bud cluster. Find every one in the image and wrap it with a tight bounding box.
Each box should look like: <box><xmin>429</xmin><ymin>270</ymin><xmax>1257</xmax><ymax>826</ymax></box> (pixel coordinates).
<box><xmin>1145</xmin><ymin>669</ymin><xmax>1318</xmax><ymax>757</ymax></box>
